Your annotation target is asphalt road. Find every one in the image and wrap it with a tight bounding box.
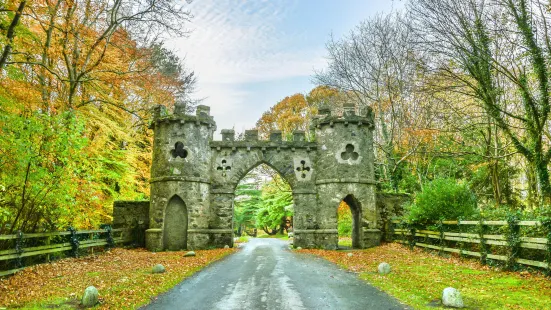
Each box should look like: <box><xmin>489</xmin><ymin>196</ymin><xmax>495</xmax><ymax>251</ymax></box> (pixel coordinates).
<box><xmin>142</xmin><ymin>238</ymin><xmax>410</xmax><ymax>310</ymax></box>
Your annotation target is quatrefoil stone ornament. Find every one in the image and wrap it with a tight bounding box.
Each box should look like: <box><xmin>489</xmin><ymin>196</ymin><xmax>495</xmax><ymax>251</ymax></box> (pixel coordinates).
<box><xmin>337</xmin><ymin>143</ymin><xmax>361</xmax><ymax>164</ymax></box>
<box><xmin>170</xmin><ymin>142</ymin><xmax>188</xmax><ymax>159</ymax></box>
<box><xmin>216</xmin><ymin>158</ymin><xmax>232</xmax><ymax>177</ymax></box>
<box><xmin>293</xmin><ymin>158</ymin><xmax>313</xmax><ymax>181</ymax></box>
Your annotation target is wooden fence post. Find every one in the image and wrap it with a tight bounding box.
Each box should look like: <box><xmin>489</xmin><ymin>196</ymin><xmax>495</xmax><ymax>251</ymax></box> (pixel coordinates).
<box><xmin>437</xmin><ymin>220</ymin><xmax>445</xmax><ymax>256</ymax></box>
<box><xmin>46</xmin><ymin>236</ymin><xmax>51</xmax><ymax>263</ymax></box>
<box><xmin>542</xmin><ymin>219</ymin><xmax>551</xmax><ymax>276</ymax></box>
<box><xmin>458</xmin><ymin>218</ymin><xmax>465</xmax><ymax>258</ymax></box>
<box><xmin>67</xmin><ymin>227</ymin><xmax>80</xmax><ymax>258</ymax></box>
<box><xmin>387</xmin><ymin>220</ymin><xmax>395</xmax><ymax>242</ymax></box>
<box><xmin>408</xmin><ymin>223</ymin><xmax>416</xmax><ymax>251</ymax></box>
<box><xmin>15</xmin><ymin>230</ymin><xmax>23</xmax><ymax>268</ymax></box>
<box><xmin>506</xmin><ymin>214</ymin><xmax>520</xmax><ymax>270</ymax></box>
<box><xmin>478</xmin><ymin>219</ymin><xmax>488</xmax><ymax>265</ymax></box>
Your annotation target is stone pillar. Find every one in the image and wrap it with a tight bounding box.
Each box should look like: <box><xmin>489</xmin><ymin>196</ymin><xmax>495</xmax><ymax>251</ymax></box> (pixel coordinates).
<box><xmin>292</xmin><ymin>190</ymin><xmax>337</xmax><ymax>249</ymax></box>
<box><xmin>205</xmin><ymin>189</ymin><xmax>235</xmax><ymax>248</ymax></box>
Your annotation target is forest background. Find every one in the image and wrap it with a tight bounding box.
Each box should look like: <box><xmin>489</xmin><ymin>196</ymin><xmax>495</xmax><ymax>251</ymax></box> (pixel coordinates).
<box><xmin>1</xmin><ymin>0</ymin><xmax>551</xmax><ymax>235</ymax></box>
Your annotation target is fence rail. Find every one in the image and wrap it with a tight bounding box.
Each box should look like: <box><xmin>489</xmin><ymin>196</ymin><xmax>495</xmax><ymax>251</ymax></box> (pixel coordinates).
<box><xmin>0</xmin><ymin>227</ymin><xmax>132</xmax><ymax>277</ymax></box>
<box><xmin>391</xmin><ymin>220</ymin><xmax>551</xmax><ymax>271</ymax></box>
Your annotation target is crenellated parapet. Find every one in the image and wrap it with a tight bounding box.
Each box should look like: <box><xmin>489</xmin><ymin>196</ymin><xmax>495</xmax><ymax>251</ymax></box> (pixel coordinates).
<box><xmin>210</xmin><ymin>129</ymin><xmax>316</xmax><ymax>150</ymax></box>
<box><xmin>311</xmin><ymin>102</ymin><xmax>374</xmax><ymax>130</ymax></box>
<box><xmin>150</xmin><ymin>104</ymin><xmax>217</xmax><ymax>130</ymax></box>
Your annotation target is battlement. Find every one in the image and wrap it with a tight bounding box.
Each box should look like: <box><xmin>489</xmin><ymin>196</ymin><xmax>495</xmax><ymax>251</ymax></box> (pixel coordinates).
<box><xmin>150</xmin><ymin>104</ymin><xmax>216</xmax><ymax>129</ymax></box>
<box><xmin>311</xmin><ymin>102</ymin><xmax>374</xmax><ymax>130</ymax></box>
<box><xmin>211</xmin><ymin>128</ymin><xmax>315</xmax><ymax>150</ymax></box>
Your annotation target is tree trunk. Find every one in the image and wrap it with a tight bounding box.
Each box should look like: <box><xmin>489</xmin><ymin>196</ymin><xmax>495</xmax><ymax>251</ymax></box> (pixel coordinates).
<box><xmin>535</xmin><ymin>157</ymin><xmax>551</xmax><ymax>204</ymax></box>
<box><xmin>0</xmin><ymin>1</ymin><xmax>26</xmax><ymax>70</ymax></box>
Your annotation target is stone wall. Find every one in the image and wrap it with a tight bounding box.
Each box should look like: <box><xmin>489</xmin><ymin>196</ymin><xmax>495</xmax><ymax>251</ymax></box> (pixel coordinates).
<box><xmin>376</xmin><ymin>193</ymin><xmax>411</xmax><ymax>241</ymax></box>
<box><xmin>113</xmin><ymin>200</ymin><xmax>150</xmax><ymax>247</ymax></box>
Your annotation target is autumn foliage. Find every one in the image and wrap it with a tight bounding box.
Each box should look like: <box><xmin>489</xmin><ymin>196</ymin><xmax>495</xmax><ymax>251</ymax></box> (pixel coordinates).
<box><xmin>0</xmin><ymin>1</ymin><xmax>194</xmax><ymax>233</ymax></box>
<box><xmin>0</xmin><ymin>247</ymin><xmax>235</xmax><ymax>309</ymax></box>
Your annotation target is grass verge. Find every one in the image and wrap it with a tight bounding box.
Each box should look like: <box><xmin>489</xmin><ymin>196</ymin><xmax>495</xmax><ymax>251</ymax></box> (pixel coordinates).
<box><xmin>257</xmin><ymin>233</ymin><xmax>289</xmax><ymax>240</ymax></box>
<box><xmin>300</xmin><ymin>243</ymin><xmax>551</xmax><ymax>309</ymax></box>
<box><xmin>338</xmin><ymin>236</ymin><xmax>352</xmax><ymax>248</ymax></box>
<box><xmin>234</xmin><ymin>235</ymin><xmax>250</xmax><ymax>243</ymax></box>
<box><xmin>0</xmin><ymin>247</ymin><xmax>235</xmax><ymax>309</ymax></box>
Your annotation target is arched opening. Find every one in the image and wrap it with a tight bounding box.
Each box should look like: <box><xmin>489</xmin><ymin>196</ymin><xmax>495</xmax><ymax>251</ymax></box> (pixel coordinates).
<box><xmin>163</xmin><ymin>195</ymin><xmax>188</xmax><ymax>250</ymax></box>
<box><xmin>337</xmin><ymin>194</ymin><xmax>361</xmax><ymax>249</ymax></box>
<box><xmin>233</xmin><ymin>163</ymin><xmax>294</xmax><ymax>240</ymax></box>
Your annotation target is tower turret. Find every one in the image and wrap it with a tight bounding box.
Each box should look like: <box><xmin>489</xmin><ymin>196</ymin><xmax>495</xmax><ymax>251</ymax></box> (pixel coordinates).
<box><xmin>312</xmin><ymin>102</ymin><xmax>380</xmax><ymax>248</ymax></box>
<box><xmin>146</xmin><ymin>103</ymin><xmax>216</xmax><ymax>251</ymax></box>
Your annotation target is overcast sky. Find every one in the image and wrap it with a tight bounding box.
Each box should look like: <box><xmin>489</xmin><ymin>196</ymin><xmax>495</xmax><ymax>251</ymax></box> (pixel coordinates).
<box><xmin>167</xmin><ymin>0</ymin><xmax>404</xmax><ymax>137</ymax></box>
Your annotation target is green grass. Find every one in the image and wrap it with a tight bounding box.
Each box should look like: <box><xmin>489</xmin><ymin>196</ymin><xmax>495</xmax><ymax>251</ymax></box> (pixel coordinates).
<box><xmin>235</xmin><ymin>235</ymin><xmax>250</xmax><ymax>243</ymax></box>
<box><xmin>257</xmin><ymin>233</ymin><xmax>289</xmax><ymax>240</ymax></box>
<box><xmin>338</xmin><ymin>236</ymin><xmax>352</xmax><ymax>248</ymax></box>
<box><xmin>303</xmin><ymin>243</ymin><xmax>551</xmax><ymax>310</ymax></box>
<box><xmin>361</xmin><ymin>250</ymin><xmax>551</xmax><ymax>309</ymax></box>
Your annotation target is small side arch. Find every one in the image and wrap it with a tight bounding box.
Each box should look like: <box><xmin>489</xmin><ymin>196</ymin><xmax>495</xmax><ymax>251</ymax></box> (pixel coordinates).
<box><xmin>340</xmin><ymin>194</ymin><xmax>362</xmax><ymax>249</ymax></box>
<box><xmin>163</xmin><ymin>195</ymin><xmax>188</xmax><ymax>250</ymax></box>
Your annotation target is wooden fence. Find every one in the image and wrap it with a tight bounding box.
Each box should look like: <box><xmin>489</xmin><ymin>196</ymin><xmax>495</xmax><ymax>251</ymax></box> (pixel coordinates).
<box><xmin>391</xmin><ymin>219</ymin><xmax>551</xmax><ymax>271</ymax></box>
<box><xmin>0</xmin><ymin>227</ymin><xmax>132</xmax><ymax>277</ymax></box>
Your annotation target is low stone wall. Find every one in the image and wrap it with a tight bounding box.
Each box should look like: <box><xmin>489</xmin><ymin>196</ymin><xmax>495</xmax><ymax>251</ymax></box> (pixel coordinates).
<box><xmin>376</xmin><ymin>193</ymin><xmax>411</xmax><ymax>241</ymax></box>
<box><xmin>113</xmin><ymin>200</ymin><xmax>150</xmax><ymax>247</ymax></box>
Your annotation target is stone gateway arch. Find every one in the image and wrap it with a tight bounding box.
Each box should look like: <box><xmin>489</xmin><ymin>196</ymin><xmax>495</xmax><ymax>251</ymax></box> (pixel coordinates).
<box><xmin>145</xmin><ymin>102</ymin><xmax>382</xmax><ymax>251</ymax></box>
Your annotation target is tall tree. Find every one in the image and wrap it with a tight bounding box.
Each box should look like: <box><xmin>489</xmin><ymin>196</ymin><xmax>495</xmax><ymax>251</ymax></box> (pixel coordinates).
<box><xmin>0</xmin><ymin>0</ymin><xmax>196</xmax><ymax>232</ymax></box>
<box><xmin>409</xmin><ymin>0</ymin><xmax>551</xmax><ymax>203</ymax></box>
<box><xmin>314</xmin><ymin>13</ymin><xmax>431</xmax><ymax>192</ymax></box>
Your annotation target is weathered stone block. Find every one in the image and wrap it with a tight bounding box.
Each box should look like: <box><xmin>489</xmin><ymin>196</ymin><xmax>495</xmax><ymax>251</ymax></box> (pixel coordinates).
<box><xmin>196</xmin><ymin>105</ymin><xmax>210</xmax><ymax>117</ymax></box>
<box><xmin>293</xmin><ymin>130</ymin><xmax>306</xmax><ymax>142</ymax></box>
<box><xmin>244</xmin><ymin>129</ymin><xmax>258</xmax><ymax>141</ymax></box>
<box><xmin>145</xmin><ymin>229</ymin><xmax>163</xmax><ymax>251</ymax></box>
<box><xmin>363</xmin><ymin>228</ymin><xmax>382</xmax><ymax>248</ymax></box>
<box><xmin>269</xmin><ymin>130</ymin><xmax>282</xmax><ymax>141</ymax></box>
<box><xmin>343</xmin><ymin>102</ymin><xmax>356</xmax><ymax>116</ymax></box>
<box><xmin>221</xmin><ymin>129</ymin><xmax>235</xmax><ymax>141</ymax></box>
<box><xmin>376</xmin><ymin>193</ymin><xmax>411</xmax><ymax>241</ymax></box>
<box><xmin>113</xmin><ymin>200</ymin><xmax>150</xmax><ymax>246</ymax></box>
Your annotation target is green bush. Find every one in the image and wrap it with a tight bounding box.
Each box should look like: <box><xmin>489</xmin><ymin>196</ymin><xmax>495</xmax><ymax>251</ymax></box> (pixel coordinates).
<box><xmin>406</xmin><ymin>178</ymin><xmax>477</xmax><ymax>223</ymax></box>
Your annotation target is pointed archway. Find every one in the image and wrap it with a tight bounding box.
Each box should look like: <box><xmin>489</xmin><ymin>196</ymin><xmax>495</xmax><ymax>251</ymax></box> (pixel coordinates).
<box><xmin>233</xmin><ymin>163</ymin><xmax>294</xmax><ymax>239</ymax></box>
<box><xmin>163</xmin><ymin>195</ymin><xmax>188</xmax><ymax>250</ymax></box>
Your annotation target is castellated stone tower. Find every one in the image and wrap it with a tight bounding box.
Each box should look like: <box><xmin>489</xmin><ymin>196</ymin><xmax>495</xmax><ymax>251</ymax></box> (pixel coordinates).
<box><xmin>145</xmin><ymin>102</ymin><xmax>381</xmax><ymax>251</ymax></box>
<box><xmin>146</xmin><ymin>103</ymin><xmax>216</xmax><ymax>251</ymax></box>
<box><xmin>311</xmin><ymin>102</ymin><xmax>380</xmax><ymax>249</ymax></box>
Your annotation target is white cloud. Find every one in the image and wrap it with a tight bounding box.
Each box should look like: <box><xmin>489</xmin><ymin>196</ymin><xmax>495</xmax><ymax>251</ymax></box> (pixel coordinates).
<box><xmin>166</xmin><ymin>0</ymin><xmax>325</xmax><ymax>132</ymax></box>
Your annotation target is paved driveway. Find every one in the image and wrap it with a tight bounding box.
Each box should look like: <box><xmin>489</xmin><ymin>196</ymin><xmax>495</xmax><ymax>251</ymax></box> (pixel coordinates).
<box><xmin>142</xmin><ymin>238</ymin><xmax>409</xmax><ymax>310</ymax></box>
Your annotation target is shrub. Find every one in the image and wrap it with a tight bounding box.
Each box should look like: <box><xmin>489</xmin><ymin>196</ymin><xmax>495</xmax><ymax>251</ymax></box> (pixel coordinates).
<box><xmin>406</xmin><ymin>178</ymin><xmax>477</xmax><ymax>223</ymax></box>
